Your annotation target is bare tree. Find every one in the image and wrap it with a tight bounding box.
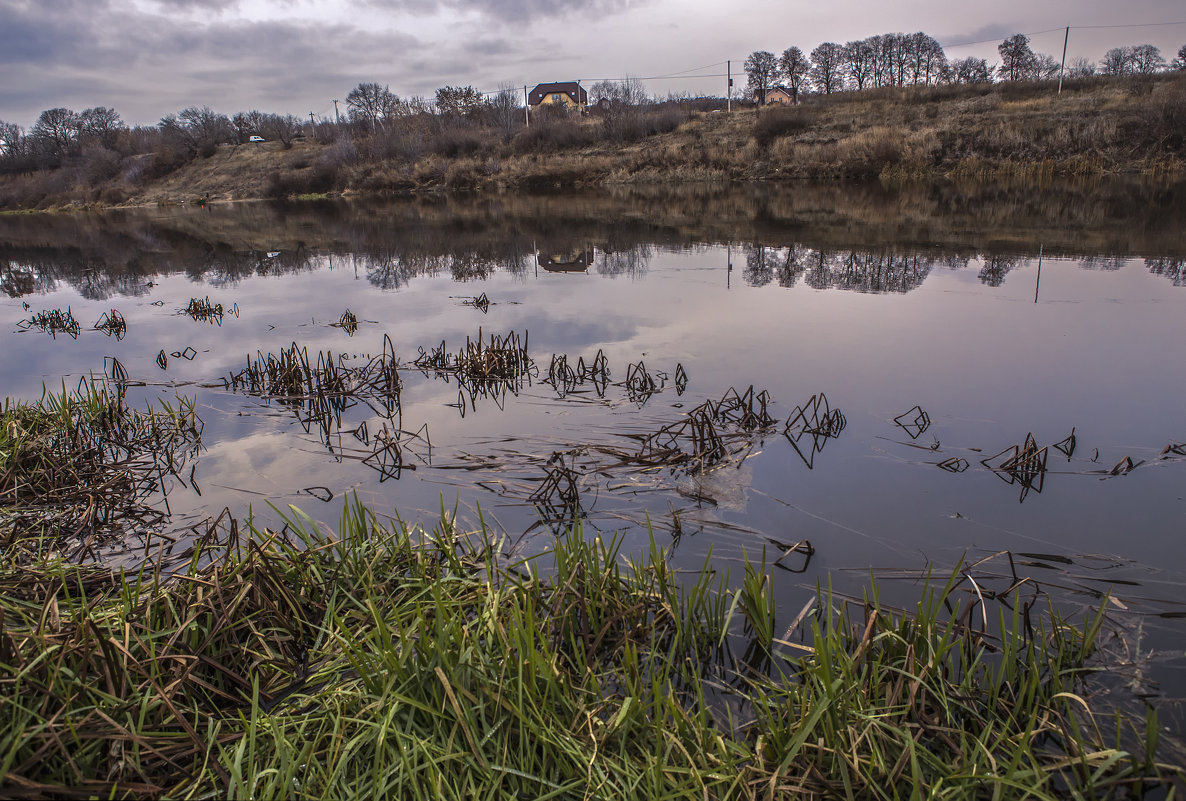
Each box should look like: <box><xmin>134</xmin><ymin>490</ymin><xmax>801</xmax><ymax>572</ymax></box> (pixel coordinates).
<box><xmin>592</xmin><ymin>75</ymin><xmax>646</xmax><ymax>105</ymax></box>
<box><xmin>998</xmin><ymin>34</ymin><xmax>1037</xmax><ymax>81</ymax></box>
<box><xmin>1175</xmin><ymin>44</ymin><xmax>1186</xmax><ymax>70</ymax></box>
<box><xmin>598</xmin><ymin>75</ymin><xmax>649</xmax><ymax>141</ymax></box>
<box><xmin>435</xmin><ymin>85</ymin><xmax>485</xmax><ymax>118</ymax></box>
<box><xmin>260</xmin><ymin>113</ymin><xmax>302</xmax><ymax>148</ymax></box>
<box><xmin>0</xmin><ymin>120</ymin><xmax>30</xmax><ymax>171</ymax></box>
<box><xmin>231</xmin><ymin>110</ymin><xmax>266</xmax><ymax>143</ymax></box>
<box><xmin>1131</xmin><ymin>44</ymin><xmax>1166</xmax><ymax>74</ymax></box>
<box><xmin>864</xmin><ymin>34</ymin><xmax>887</xmax><ymax>86</ymax></box>
<box><xmin>0</xmin><ymin>121</ymin><xmax>23</xmax><ymax>154</ymax></box>
<box><xmin>1034</xmin><ymin>53</ymin><xmax>1061</xmax><ymax>80</ymax></box>
<box><xmin>843</xmin><ymin>40</ymin><xmax>875</xmax><ymax>90</ymax></box>
<box><xmin>868</xmin><ymin>33</ymin><xmax>909</xmax><ymax>86</ymax></box>
<box><xmin>589</xmin><ymin>80</ymin><xmax>616</xmax><ymax>104</ymax></box>
<box><xmin>1102</xmin><ymin>46</ymin><xmax>1136</xmax><ymax>76</ymax></box>
<box><xmin>488</xmin><ymin>83</ymin><xmax>521</xmax><ymax>140</ymax></box>
<box><xmin>951</xmin><ymin>57</ymin><xmax>993</xmax><ymax>84</ymax></box>
<box><xmin>622</xmin><ymin>75</ymin><xmax>648</xmax><ymax>105</ymax></box>
<box><xmin>744</xmin><ymin>50</ymin><xmax>779</xmax><ymax>104</ymax></box>
<box><xmin>887</xmin><ymin>33</ymin><xmax>912</xmax><ymax>85</ymax></box>
<box><xmin>31</xmin><ymin>107</ymin><xmax>81</xmax><ymax>161</ymax></box>
<box><xmin>810</xmin><ymin>42</ymin><xmax>846</xmax><ymax>94</ymax></box>
<box><xmin>159</xmin><ymin>106</ymin><xmax>232</xmax><ymax>157</ymax></box>
<box><xmin>779</xmin><ymin>46</ymin><xmax>810</xmax><ymax>100</ymax></box>
<box><xmin>906</xmin><ymin>32</ymin><xmax>947</xmax><ymax>85</ymax></box>
<box><xmin>1066</xmin><ymin>57</ymin><xmax>1096</xmax><ymax>77</ymax></box>
<box><xmin>78</xmin><ymin>107</ymin><xmax>124</xmax><ymax>148</ymax></box>
<box><xmin>346</xmin><ymin>82</ymin><xmax>399</xmax><ymax>130</ymax></box>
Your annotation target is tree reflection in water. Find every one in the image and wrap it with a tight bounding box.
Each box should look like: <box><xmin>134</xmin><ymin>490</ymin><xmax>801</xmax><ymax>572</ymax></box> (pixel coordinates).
<box><xmin>3</xmin><ymin>181</ymin><xmax>1185</xmax><ymax>300</ymax></box>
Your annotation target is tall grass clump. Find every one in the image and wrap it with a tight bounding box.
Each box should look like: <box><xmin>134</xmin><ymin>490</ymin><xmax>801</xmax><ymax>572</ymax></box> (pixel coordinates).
<box><xmin>0</xmin><ymin>380</ymin><xmax>202</xmax><ymax>559</ymax></box>
<box><xmin>0</xmin><ymin>497</ymin><xmax>1177</xmax><ymax>798</ymax></box>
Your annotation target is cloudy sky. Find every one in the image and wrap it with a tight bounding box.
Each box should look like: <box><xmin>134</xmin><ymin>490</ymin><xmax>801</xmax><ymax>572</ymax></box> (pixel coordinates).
<box><xmin>2</xmin><ymin>0</ymin><xmax>1184</xmax><ymax>128</ymax></box>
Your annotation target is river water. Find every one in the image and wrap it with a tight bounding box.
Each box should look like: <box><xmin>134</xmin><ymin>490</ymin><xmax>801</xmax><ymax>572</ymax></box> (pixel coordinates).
<box><xmin>4</xmin><ymin>181</ymin><xmax>1186</xmax><ymax>722</ymax></box>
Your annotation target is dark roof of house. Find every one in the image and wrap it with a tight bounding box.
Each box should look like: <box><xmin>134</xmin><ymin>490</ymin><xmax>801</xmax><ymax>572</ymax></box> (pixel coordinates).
<box><xmin>528</xmin><ymin>82</ymin><xmax>589</xmax><ymax>106</ymax></box>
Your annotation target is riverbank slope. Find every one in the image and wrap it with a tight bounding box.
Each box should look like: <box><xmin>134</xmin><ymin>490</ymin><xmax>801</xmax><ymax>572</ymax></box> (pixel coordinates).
<box><xmin>1</xmin><ymin>72</ymin><xmax>1183</xmax><ymax>210</ymax></box>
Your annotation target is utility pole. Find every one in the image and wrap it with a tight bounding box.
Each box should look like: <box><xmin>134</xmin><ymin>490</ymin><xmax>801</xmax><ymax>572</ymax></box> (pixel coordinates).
<box><xmin>1057</xmin><ymin>27</ymin><xmax>1070</xmax><ymax>95</ymax></box>
<box><xmin>727</xmin><ymin>61</ymin><xmax>732</xmax><ymax>113</ymax></box>
<box><xmin>332</xmin><ymin>99</ymin><xmax>340</xmax><ymax>124</ymax></box>
<box><xmin>524</xmin><ymin>85</ymin><xmax>530</xmax><ymax>127</ymax></box>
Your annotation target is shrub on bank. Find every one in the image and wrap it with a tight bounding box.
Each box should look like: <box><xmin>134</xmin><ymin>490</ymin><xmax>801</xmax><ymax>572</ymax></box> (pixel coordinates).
<box><xmin>511</xmin><ymin>118</ymin><xmax>599</xmax><ymax>154</ymax></box>
<box><xmin>752</xmin><ymin>107</ymin><xmax>817</xmax><ymax>146</ymax></box>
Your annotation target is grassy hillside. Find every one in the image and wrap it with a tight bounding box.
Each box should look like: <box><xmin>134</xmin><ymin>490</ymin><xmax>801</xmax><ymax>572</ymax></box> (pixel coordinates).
<box><xmin>2</xmin><ymin>72</ymin><xmax>1184</xmax><ymax>210</ymax></box>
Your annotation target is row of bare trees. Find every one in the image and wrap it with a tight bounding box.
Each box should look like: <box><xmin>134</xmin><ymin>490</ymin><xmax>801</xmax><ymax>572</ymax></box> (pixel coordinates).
<box><xmin>0</xmin><ymin>102</ymin><xmax>309</xmax><ymax>175</ymax></box>
<box><xmin>746</xmin><ymin>32</ymin><xmax>958</xmax><ymax>104</ymax></box>
<box><xmin>338</xmin><ymin>81</ymin><xmax>524</xmax><ymax>139</ymax></box>
<box><xmin>746</xmin><ymin>35</ymin><xmax>1186</xmax><ymax>103</ymax></box>
<box><xmin>1</xmin><ymin>107</ymin><xmax>124</xmax><ymax>168</ymax></box>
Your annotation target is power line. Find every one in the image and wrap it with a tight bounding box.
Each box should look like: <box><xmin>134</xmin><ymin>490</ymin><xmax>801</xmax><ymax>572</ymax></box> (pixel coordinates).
<box><xmin>941</xmin><ymin>27</ymin><xmax>1065</xmax><ymax>49</ymax></box>
<box><xmin>645</xmin><ymin>60</ymin><xmax>729</xmax><ymax>79</ymax></box>
<box><xmin>1071</xmin><ymin>20</ymin><xmax>1186</xmax><ymax>29</ymax></box>
<box><xmin>942</xmin><ymin>20</ymin><xmax>1186</xmax><ymax>49</ymax></box>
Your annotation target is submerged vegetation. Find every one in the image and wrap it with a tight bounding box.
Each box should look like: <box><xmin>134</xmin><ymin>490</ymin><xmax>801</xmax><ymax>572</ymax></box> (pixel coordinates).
<box><xmin>0</xmin><ymin>498</ymin><xmax>1180</xmax><ymax>799</ymax></box>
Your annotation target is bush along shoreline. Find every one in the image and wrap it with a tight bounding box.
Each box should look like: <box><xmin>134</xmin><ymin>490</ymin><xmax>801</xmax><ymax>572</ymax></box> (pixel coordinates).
<box><xmin>0</xmin><ymin>489</ymin><xmax>1181</xmax><ymax>798</ymax></box>
<box><xmin>2</xmin><ymin>71</ymin><xmax>1185</xmax><ymax>211</ymax></box>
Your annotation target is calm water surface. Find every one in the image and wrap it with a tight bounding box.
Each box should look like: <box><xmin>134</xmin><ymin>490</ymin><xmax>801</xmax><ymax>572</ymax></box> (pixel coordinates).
<box><xmin>4</xmin><ymin>182</ymin><xmax>1186</xmax><ymax>717</ymax></box>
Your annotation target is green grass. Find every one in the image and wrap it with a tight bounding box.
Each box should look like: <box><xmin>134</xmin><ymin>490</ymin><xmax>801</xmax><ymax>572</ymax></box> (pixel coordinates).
<box><xmin>0</xmin><ymin>496</ymin><xmax>1178</xmax><ymax>799</ymax></box>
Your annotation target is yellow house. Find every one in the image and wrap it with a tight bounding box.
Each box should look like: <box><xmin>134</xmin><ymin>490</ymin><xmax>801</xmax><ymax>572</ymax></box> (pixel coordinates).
<box><xmin>528</xmin><ymin>82</ymin><xmax>588</xmax><ymax>112</ymax></box>
<box><xmin>755</xmin><ymin>85</ymin><xmax>797</xmax><ymax>105</ymax></box>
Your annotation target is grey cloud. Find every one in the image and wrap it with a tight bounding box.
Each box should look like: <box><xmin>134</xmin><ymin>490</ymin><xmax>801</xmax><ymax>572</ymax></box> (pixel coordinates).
<box><xmin>149</xmin><ymin>0</ymin><xmax>242</xmax><ymax>9</ymax></box>
<box><xmin>0</xmin><ymin>3</ymin><xmax>81</xmax><ymax>65</ymax></box>
<box><xmin>468</xmin><ymin>37</ymin><xmax>515</xmax><ymax>56</ymax></box>
<box><xmin>945</xmin><ymin>22</ymin><xmax>1030</xmax><ymax>48</ymax></box>
<box><xmin>361</xmin><ymin>0</ymin><xmax>645</xmax><ymax>23</ymax></box>
<box><xmin>0</xmin><ymin>4</ymin><xmax>429</xmax><ymax>126</ymax></box>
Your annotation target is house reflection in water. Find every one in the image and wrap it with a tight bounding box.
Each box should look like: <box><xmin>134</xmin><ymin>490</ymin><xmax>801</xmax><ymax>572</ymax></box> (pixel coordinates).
<box><xmin>538</xmin><ymin>247</ymin><xmax>594</xmax><ymax>273</ymax></box>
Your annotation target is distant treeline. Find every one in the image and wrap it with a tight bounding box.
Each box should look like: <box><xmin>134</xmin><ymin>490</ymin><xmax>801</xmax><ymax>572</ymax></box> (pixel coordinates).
<box><xmin>1</xmin><ymin>34</ymin><xmax>1185</xmax><ymax>209</ymax></box>
<box><xmin>743</xmin><ymin>33</ymin><xmax>1186</xmax><ymax>102</ymax></box>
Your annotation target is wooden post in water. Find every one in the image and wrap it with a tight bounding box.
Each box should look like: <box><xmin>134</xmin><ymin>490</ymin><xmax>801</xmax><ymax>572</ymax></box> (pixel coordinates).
<box><xmin>1035</xmin><ymin>244</ymin><xmax>1043</xmax><ymax>303</ymax></box>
